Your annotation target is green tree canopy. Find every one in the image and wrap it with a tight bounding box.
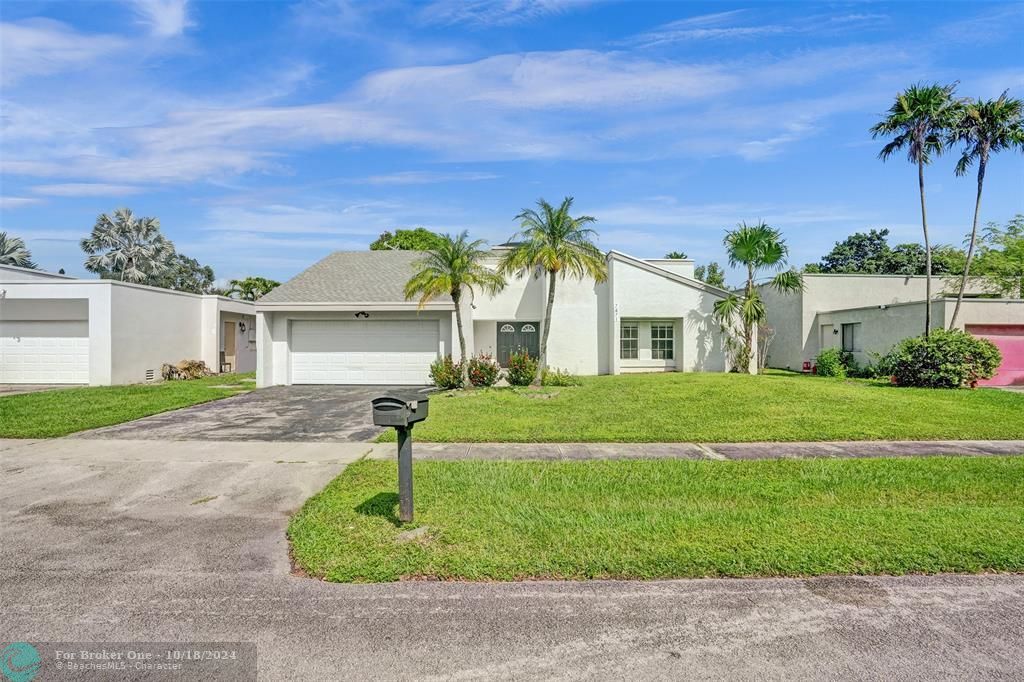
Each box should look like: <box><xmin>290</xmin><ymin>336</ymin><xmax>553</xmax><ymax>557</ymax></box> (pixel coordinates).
<box><xmin>228</xmin><ymin>276</ymin><xmax>281</xmax><ymax>301</ymax></box>
<box><xmin>885</xmin><ymin>243</ymin><xmax>965</xmax><ymax>276</ymax></box>
<box><xmin>815</xmin><ymin>229</ymin><xmax>892</xmax><ymax>273</ymax></box>
<box><xmin>807</xmin><ymin>228</ymin><xmax>966</xmax><ymax>276</ymax></box>
<box><xmin>147</xmin><ymin>253</ymin><xmax>216</xmax><ymax>294</ymax></box>
<box><xmin>664</xmin><ymin>250</ymin><xmax>688</xmax><ymax>259</ymax></box>
<box><xmin>694</xmin><ymin>262</ymin><xmax>727</xmax><ymax>288</ymax></box>
<box><xmin>370</xmin><ymin>227</ymin><xmax>445</xmax><ymax>251</ymax></box>
<box><xmin>974</xmin><ymin>215</ymin><xmax>1024</xmax><ymax>298</ymax></box>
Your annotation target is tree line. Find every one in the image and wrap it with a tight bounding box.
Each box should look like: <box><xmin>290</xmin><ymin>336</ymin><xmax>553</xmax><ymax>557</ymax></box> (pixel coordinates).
<box><xmin>1</xmin><ymin>208</ymin><xmax>280</xmax><ymax>300</ymax></box>
<box><xmin>802</xmin><ymin>216</ymin><xmax>1023</xmax><ymax>299</ymax></box>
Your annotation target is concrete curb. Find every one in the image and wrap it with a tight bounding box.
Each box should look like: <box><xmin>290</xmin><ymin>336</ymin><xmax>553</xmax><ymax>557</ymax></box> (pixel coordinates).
<box><xmin>367</xmin><ymin>440</ymin><xmax>1024</xmax><ymax>461</ymax></box>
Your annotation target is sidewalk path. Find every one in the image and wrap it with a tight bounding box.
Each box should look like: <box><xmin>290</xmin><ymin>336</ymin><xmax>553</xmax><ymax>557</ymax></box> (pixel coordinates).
<box><xmin>369</xmin><ymin>439</ymin><xmax>1024</xmax><ymax>460</ymax></box>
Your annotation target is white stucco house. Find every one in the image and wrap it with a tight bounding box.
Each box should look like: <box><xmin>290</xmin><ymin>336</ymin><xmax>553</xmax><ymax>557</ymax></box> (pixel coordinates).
<box><xmin>759</xmin><ymin>273</ymin><xmax>1024</xmax><ymax>386</ymax></box>
<box><xmin>0</xmin><ymin>264</ymin><xmax>256</xmax><ymax>385</ymax></box>
<box><xmin>255</xmin><ymin>248</ymin><xmax>735</xmax><ymax>387</ymax></box>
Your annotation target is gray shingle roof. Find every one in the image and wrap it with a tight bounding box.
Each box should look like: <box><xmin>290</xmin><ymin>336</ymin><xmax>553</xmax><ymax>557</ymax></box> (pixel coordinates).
<box><xmin>260</xmin><ymin>251</ymin><xmax>452</xmax><ymax>304</ymax></box>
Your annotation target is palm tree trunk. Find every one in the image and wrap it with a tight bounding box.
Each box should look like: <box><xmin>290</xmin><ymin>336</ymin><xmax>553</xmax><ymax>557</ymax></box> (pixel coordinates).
<box><xmin>452</xmin><ymin>289</ymin><xmax>469</xmax><ymax>385</ymax></box>
<box><xmin>743</xmin><ymin>265</ymin><xmax>755</xmax><ymax>371</ymax></box>
<box><xmin>949</xmin><ymin>153</ymin><xmax>987</xmax><ymax>330</ymax></box>
<box><xmin>918</xmin><ymin>157</ymin><xmax>932</xmax><ymax>336</ymax></box>
<box><xmin>535</xmin><ymin>271</ymin><xmax>557</xmax><ymax>385</ymax></box>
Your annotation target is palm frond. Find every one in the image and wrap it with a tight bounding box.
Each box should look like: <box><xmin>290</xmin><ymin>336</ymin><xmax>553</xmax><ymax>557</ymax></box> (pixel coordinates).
<box><xmin>769</xmin><ymin>269</ymin><xmax>804</xmax><ymax>293</ymax></box>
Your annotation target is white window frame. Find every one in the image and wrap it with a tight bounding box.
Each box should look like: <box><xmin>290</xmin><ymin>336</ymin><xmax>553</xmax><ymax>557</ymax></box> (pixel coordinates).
<box><xmin>650</xmin><ymin>322</ymin><xmax>674</xmax><ymax>360</ymax></box>
<box><xmin>620</xmin><ymin>322</ymin><xmax>639</xmax><ymax>359</ymax></box>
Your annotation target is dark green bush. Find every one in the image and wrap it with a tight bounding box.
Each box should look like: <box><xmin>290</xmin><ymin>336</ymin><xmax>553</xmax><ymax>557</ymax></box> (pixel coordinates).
<box><xmin>467</xmin><ymin>354</ymin><xmax>501</xmax><ymax>388</ymax></box>
<box><xmin>429</xmin><ymin>355</ymin><xmax>464</xmax><ymax>390</ymax></box>
<box><xmin>541</xmin><ymin>367</ymin><xmax>580</xmax><ymax>386</ymax></box>
<box><xmin>506</xmin><ymin>351</ymin><xmax>538</xmax><ymax>386</ymax></box>
<box><xmin>884</xmin><ymin>329</ymin><xmax>1001</xmax><ymax>388</ymax></box>
<box><xmin>814</xmin><ymin>348</ymin><xmax>848</xmax><ymax>378</ymax></box>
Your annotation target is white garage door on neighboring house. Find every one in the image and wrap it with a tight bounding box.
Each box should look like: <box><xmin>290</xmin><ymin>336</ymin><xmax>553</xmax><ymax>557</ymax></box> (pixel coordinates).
<box><xmin>0</xmin><ymin>321</ymin><xmax>90</xmax><ymax>384</ymax></box>
<box><xmin>290</xmin><ymin>319</ymin><xmax>439</xmax><ymax>385</ymax></box>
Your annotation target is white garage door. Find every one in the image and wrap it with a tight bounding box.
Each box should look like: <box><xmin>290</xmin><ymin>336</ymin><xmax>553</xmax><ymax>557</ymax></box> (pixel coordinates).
<box><xmin>1</xmin><ymin>321</ymin><xmax>89</xmax><ymax>384</ymax></box>
<box><xmin>290</xmin><ymin>320</ymin><xmax>439</xmax><ymax>385</ymax></box>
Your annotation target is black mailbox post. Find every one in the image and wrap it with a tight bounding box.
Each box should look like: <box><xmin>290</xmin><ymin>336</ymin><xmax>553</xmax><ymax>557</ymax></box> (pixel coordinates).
<box><xmin>371</xmin><ymin>395</ymin><xmax>429</xmax><ymax>523</ymax></box>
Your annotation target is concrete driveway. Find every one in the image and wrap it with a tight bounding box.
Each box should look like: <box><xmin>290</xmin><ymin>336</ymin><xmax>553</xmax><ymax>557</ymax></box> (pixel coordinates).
<box><xmin>76</xmin><ymin>384</ymin><xmax>430</xmax><ymax>442</ymax></box>
<box><xmin>3</xmin><ymin>437</ymin><xmax>1023</xmax><ymax>680</ymax></box>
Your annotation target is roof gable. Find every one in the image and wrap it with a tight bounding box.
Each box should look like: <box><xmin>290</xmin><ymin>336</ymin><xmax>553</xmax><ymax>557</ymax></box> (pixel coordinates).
<box><xmin>608</xmin><ymin>251</ymin><xmax>730</xmax><ymax>298</ymax></box>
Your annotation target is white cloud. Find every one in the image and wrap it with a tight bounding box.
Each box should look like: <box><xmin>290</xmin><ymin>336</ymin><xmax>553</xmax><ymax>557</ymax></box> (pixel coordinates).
<box><xmin>0</xmin><ymin>196</ymin><xmax>45</xmax><ymax>209</ymax></box>
<box><xmin>202</xmin><ymin>200</ymin><xmax>426</xmax><ymax>236</ymax></box>
<box><xmin>357</xmin><ymin>50</ymin><xmax>737</xmax><ymax>109</ymax></box>
<box><xmin>31</xmin><ymin>183</ymin><xmax>145</xmax><ymax>197</ymax></box>
<box><xmin>0</xmin><ymin>17</ymin><xmax>931</xmax><ymax>191</ymax></box>
<box><xmin>627</xmin><ymin>10</ymin><xmax>889</xmax><ymax>48</ymax></box>
<box><xmin>0</xmin><ymin>19</ymin><xmax>128</xmax><ymax>86</ymax></box>
<box><xmin>419</xmin><ymin>0</ymin><xmax>592</xmax><ymax>27</ymax></box>
<box><xmin>127</xmin><ymin>0</ymin><xmax>193</xmax><ymax>37</ymax></box>
<box><xmin>353</xmin><ymin>171</ymin><xmax>500</xmax><ymax>185</ymax></box>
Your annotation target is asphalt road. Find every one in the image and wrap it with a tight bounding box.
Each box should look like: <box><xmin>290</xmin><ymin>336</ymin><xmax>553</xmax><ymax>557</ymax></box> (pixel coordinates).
<box><xmin>3</xmin><ymin>438</ymin><xmax>1023</xmax><ymax>680</ymax></box>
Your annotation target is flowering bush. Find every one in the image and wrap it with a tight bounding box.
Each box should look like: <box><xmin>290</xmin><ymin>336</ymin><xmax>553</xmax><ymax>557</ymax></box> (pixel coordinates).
<box><xmin>429</xmin><ymin>355</ymin><xmax>464</xmax><ymax>390</ymax></box>
<box><xmin>467</xmin><ymin>353</ymin><xmax>501</xmax><ymax>387</ymax></box>
<box><xmin>506</xmin><ymin>351</ymin><xmax>538</xmax><ymax>386</ymax></box>
<box><xmin>883</xmin><ymin>329</ymin><xmax>1001</xmax><ymax>388</ymax></box>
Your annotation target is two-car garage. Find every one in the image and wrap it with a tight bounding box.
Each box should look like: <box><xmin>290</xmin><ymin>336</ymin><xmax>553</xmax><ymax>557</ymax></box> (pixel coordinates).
<box><xmin>289</xmin><ymin>319</ymin><xmax>441</xmax><ymax>385</ymax></box>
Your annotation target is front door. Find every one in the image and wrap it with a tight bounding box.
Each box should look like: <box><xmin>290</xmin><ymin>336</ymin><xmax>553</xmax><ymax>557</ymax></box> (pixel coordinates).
<box><xmin>496</xmin><ymin>321</ymin><xmax>540</xmax><ymax>366</ymax></box>
<box><xmin>223</xmin><ymin>320</ymin><xmax>236</xmax><ymax>372</ymax></box>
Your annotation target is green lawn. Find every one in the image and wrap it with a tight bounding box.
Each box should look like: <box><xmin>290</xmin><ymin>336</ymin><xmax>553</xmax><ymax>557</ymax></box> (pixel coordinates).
<box><xmin>0</xmin><ymin>373</ymin><xmax>255</xmax><ymax>438</ymax></box>
<box><xmin>379</xmin><ymin>370</ymin><xmax>1024</xmax><ymax>443</ymax></box>
<box><xmin>288</xmin><ymin>456</ymin><xmax>1024</xmax><ymax>582</ymax></box>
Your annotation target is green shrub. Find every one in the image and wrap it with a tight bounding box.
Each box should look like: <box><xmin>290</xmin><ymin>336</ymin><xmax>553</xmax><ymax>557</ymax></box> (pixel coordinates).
<box><xmin>467</xmin><ymin>354</ymin><xmax>501</xmax><ymax>388</ymax></box>
<box><xmin>884</xmin><ymin>329</ymin><xmax>1002</xmax><ymax>388</ymax></box>
<box><xmin>849</xmin><ymin>352</ymin><xmax>886</xmax><ymax>379</ymax></box>
<box><xmin>506</xmin><ymin>351</ymin><xmax>538</xmax><ymax>386</ymax></box>
<box><xmin>814</xmin><ymin>348</ymin><xmax>848</xmax><ymax>378</ymax></box>
<box><xmin>542</xmin><ymin>367</ymin><xmax>580</xmax><ymax>386</ymax></box>
<box><xmin>429</xmin><ymin>355</ymin><xmax>464</xmax><ymax>390</ymax></box>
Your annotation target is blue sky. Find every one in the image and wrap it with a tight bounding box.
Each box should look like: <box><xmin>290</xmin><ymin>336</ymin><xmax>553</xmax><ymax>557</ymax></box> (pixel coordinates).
<box><xmin>1</xmin><ymin>0</ymin><xmax>1022</xmax><ymax>285</ymax></box>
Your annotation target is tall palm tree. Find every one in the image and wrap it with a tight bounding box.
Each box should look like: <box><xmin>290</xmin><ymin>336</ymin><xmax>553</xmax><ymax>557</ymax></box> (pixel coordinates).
<box><xmin>712</xmin><ymin>221</ymin><xmax>802</xmax><ymax>373</ymax></box>
<box><xmin>405</xmin><ymin>231</ymin><xmax>506</xmax><ymax>383</ymax></box>
<box><xmin>228</xmin><ymin>276</ymin><xmax>281</xmax><ymax>301</ymax></box>
<box><xmin>81</xmin><ymin>208</ymin><xmax>174</xmax><ymax>283</ymax></box>
<box><xmin>499</xmin><ymin>197</ymin><xmax>607</xmax><ymax>384</ymax></box>
<box><xmin>947</xmin><ymin>92</ymin><xmax>1024</xmax><ymax>329</ymax></box>
<box><xmin>0</xmin><ymin>231</ymin><xmax>37</xmax><ymax>269</ymax></box>
<box><xmin>870</xmin><ymin>82</ymin><xmax>961</xmax><ymax>335</ymax></box>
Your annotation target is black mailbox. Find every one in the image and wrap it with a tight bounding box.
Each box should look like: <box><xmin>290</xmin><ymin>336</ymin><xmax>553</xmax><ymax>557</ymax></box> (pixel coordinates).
<box><xmin>371</xmin><ymin>393</ymin><xmax>430</xmax><ymax>524</ymax></box>
<box><xmin>372</xmin><ymin>395</ymin><xmax>429</xmax><ymax>428</ymax></box>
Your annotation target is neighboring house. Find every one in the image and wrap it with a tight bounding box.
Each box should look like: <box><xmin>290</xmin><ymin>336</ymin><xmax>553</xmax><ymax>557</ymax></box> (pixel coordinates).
<box><xmin>759</xmin><ymin>273</ymin><xmax>1024</xmax><ymax>386</ymax></box>
<box><xmin>255</xmin><ymin>248</ymin><xmax>733</xmax><ymax>387</ymax></box>
<box><xmin>0</xmin><ymin>264</ymin><xmax>256</xmax><ymax>385</ymax></box>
